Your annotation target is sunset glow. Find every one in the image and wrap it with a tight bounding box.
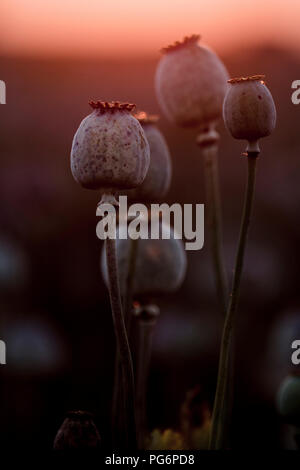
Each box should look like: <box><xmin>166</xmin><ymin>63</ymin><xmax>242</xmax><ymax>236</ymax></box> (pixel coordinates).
<box><xmin>1</xmin><ymin>0</ymin><xmax>300</xmax><ymax>57</ymax></box>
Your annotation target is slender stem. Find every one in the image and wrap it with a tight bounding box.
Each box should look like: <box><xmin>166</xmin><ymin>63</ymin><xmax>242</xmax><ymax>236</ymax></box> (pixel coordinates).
<box><xmin>124</xmin><ymin>238</ymin><xmax>139</xmax><ymax>329</ymax></box>
<box><xmin>209</xmin><ymin>154</ymin><xmax>258</xmax><ymax>449</ymax></box>
<box><xmin>111</xmin><ymin>349</ymin><xmax>122</xmax><ymax>445</ymax></box>
<box><xmin>106</xmin><ymin>236</ymin><xmax>137</xmax><ymax>449</ymax></box>
<box><xmin>111</xmin><ymin>237</ymin><xmax>139</xmax><ymax>445</ymax></box>
<box><xmin>202</xmin><ymin>144</ymin><xmax>228</xmax><ymax>316</ymax></box>
<box><xmin>136</xmin><ymin>317</ymin><xmax>156</xmax><ymax>449</ymax></box>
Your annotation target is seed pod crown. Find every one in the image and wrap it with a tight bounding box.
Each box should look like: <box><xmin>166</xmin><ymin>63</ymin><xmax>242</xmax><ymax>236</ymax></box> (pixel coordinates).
<box><xmin>71</xmin><ymin>101</ymin><xmax>150</xmax><ymax>190</ymax></box>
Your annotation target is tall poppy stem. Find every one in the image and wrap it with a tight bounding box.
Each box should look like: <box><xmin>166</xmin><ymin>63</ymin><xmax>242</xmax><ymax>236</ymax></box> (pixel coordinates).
<box><xmin>202</xmin><ymin>142</ymin><xmax>228</xmax><ymax>316</ymax></box>
<box><xmin>112</xmin><ymin>237</ymin><xmax>139</xmax><ymax>445</ymax></box>
<box><xmin>135</xmin><ymin>306</ymin><xmax>158</xmax><ymax>449</ymax></box>
<box><xmin>209</xmin><ymin>153</ymin><xmax>258</xmax><ymax>449</ymax></box>
<box><xmin>106</xmin><ymin>232</ymin><xmax>137</xmax><ymax>449</ymax></box>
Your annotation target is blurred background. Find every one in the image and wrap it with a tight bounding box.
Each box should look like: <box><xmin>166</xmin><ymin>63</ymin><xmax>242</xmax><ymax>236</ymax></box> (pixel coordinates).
<box><xmin>1</xmin><ymin>0</ymin><xmax>300</xmax><ymax>450</ymax></box>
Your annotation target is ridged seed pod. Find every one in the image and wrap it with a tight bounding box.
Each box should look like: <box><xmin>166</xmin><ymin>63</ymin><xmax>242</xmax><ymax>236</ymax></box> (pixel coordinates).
<box><xmin>101</xmin><ymin>222</ymin><xmax>187</xmax><ymax>297</ymax></box>
<box><xmin>71</xmin><ymin>101</ymin><xmax>150</xmax><ymax>190</ymax></box>
<box><xmin>223</xmin><ymin>75</ymin><xmax>276</xmax><ymax>150</ymax></box>
<box><xmin>125</xmin><ymin>112</ymin><xmax>172</xmax><ymax>202</ymax></box>
<box><xmin>155</xmin><ymin>35</ymin><xmax>229</xmax><ymax>128</ymax></box>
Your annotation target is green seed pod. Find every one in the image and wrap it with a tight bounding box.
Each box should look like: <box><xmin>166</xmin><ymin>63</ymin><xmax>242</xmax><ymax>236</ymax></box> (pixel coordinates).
<box><xmin>277</xmin><ymin>374</ymin><xmax>300</xmax><ymax>425</ymax></box>
<box><xmin>223</xmin><ymin>75</ymin><xmax>276</xmax><ymax>151</ymax></box>
<box><xmin>101</xmin><ymin>222</ymin><xmax>187</xmax><ymax>297</ymax></box>
<box><xmin>53</xmin><ymin>411</ymin><xmax>101</xmax><ymax>450</ymax></box>
<box><xmin>71</xmin><ymin>101</ymin><xmax>150</xmax><ymax>190</ymax></box>
<box><xmin>125</xmin><ymin>112</ymin><xmax>172</xmax><ymax>202</ymax></box>
<box><xmin>155</xmin><ymin>35</ymin><xmax>229</xmax><ymax>128</ymax></box>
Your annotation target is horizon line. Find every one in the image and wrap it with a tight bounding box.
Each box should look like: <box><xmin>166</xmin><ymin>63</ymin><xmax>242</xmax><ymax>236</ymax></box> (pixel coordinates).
<box><xmin>0</xmin><ymin>40</ymin><xmax>296</xmax><ymax>62</ymax></box>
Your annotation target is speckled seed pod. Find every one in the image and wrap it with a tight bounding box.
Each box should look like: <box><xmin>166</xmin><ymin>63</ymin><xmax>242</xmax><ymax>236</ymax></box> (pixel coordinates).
<box><xmin>125</xmin><ymin>112</ymin><xmax>172</xmax><ymax>202</ymax></box>
<box><xmin>71</xmin><ymin>101</ymin><xmax>150</xmax><ymax>190</ymax></box>
<box><xmin>53</xmin><ymin>411</ymin><xmax>101</xmax><ymax>450</ymax></box>
<box><xmin>223</xmin><ymin>76</ymin><xmax>276</xmax><ymax>146</ymax></box>
<box><xmin>155</xmin><ymin>35</ymin><xmax>229</xmax><ymax>128</ymax></box>
<box><xmin>277</xmin><ymin>374</ymin><xmax>300</xmax><ymax>425</ymax></box>
<box><xmin>101</xmin><ymin>222</ymin><xmax>187</xmax><ymax>297</ymax></box>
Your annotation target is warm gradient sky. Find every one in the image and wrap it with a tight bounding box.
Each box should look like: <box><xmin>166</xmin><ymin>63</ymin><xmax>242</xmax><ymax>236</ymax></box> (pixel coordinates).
<box><xmin>1</xmin><ymin>0</ymin><xmax>300</xmax><ymax>57</ymax></box>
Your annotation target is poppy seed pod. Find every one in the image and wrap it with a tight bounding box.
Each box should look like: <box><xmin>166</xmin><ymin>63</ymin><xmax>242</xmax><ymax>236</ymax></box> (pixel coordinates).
<box><xmin>223</xmin><ymin>76</ymin><xmax>276</xmax><ymax>151</ymax></box>
<box><xmin>53</xmin><ymin>411</ymin><xmax>101</xmax><ymax>450</ymax></box>
<box><xmin>125</xmin><ymin>112</ymin><xmax>172</xmax><ymax>202</ymax></box>
<box><xmin>101</xmin><ymin>222</ymin><xmax>187</xmax><ymax>297</ymax></box>
<box><xmin>71</xmin><ymin>101</ymin><xmax>150</xmax><ymax>190</ymax></box>
<box><xmin>277</xmin><ymin>374</ymin><xmax>300</xmax><ymax>425</ymax></box>
<box><xmin>155</xmin><ymin>35</ymin><xmax>229</xmax><ymax>128</ymax></box>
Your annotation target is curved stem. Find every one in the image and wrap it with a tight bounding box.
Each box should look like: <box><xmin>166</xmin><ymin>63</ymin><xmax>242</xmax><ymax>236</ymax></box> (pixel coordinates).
<box><xmin>111</xmin><ymin>349</ymin><xmax>122</xmax><ymax>445</ymax></box>
<box><xmin>124</xmin><ymin>238</ymin><xmax>139</xmax><ymax>329</ymax></box>
<box><xmin>209</xmin><ymin>154</ymin><xmax>258</xmax><ymax>449</ymax></box>
<box><xmin>112</xmin><ymin>237</ymin><xmax>139</xmax><ymax>445</ymax></box>
<box><xmin>106</xmin><ymin>236</ymin><xmax>137</xmax><ymax>449</ymax></box>
<box><xmin>202</xmin><ymin>144</ymin><xmax>228</xmax><ymax>316</ymax></box>
<box><xmin>136</xmin><ymin>317</ymin><xmax>156</xmax><ymax>449</ymax></box>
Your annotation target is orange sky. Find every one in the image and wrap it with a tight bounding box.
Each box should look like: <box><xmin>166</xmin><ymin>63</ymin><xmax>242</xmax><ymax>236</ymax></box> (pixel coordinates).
<box><xmin>1</xmin><ymin>0</ymin><xmax>300</xmax><ymax>57</ymax></box>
